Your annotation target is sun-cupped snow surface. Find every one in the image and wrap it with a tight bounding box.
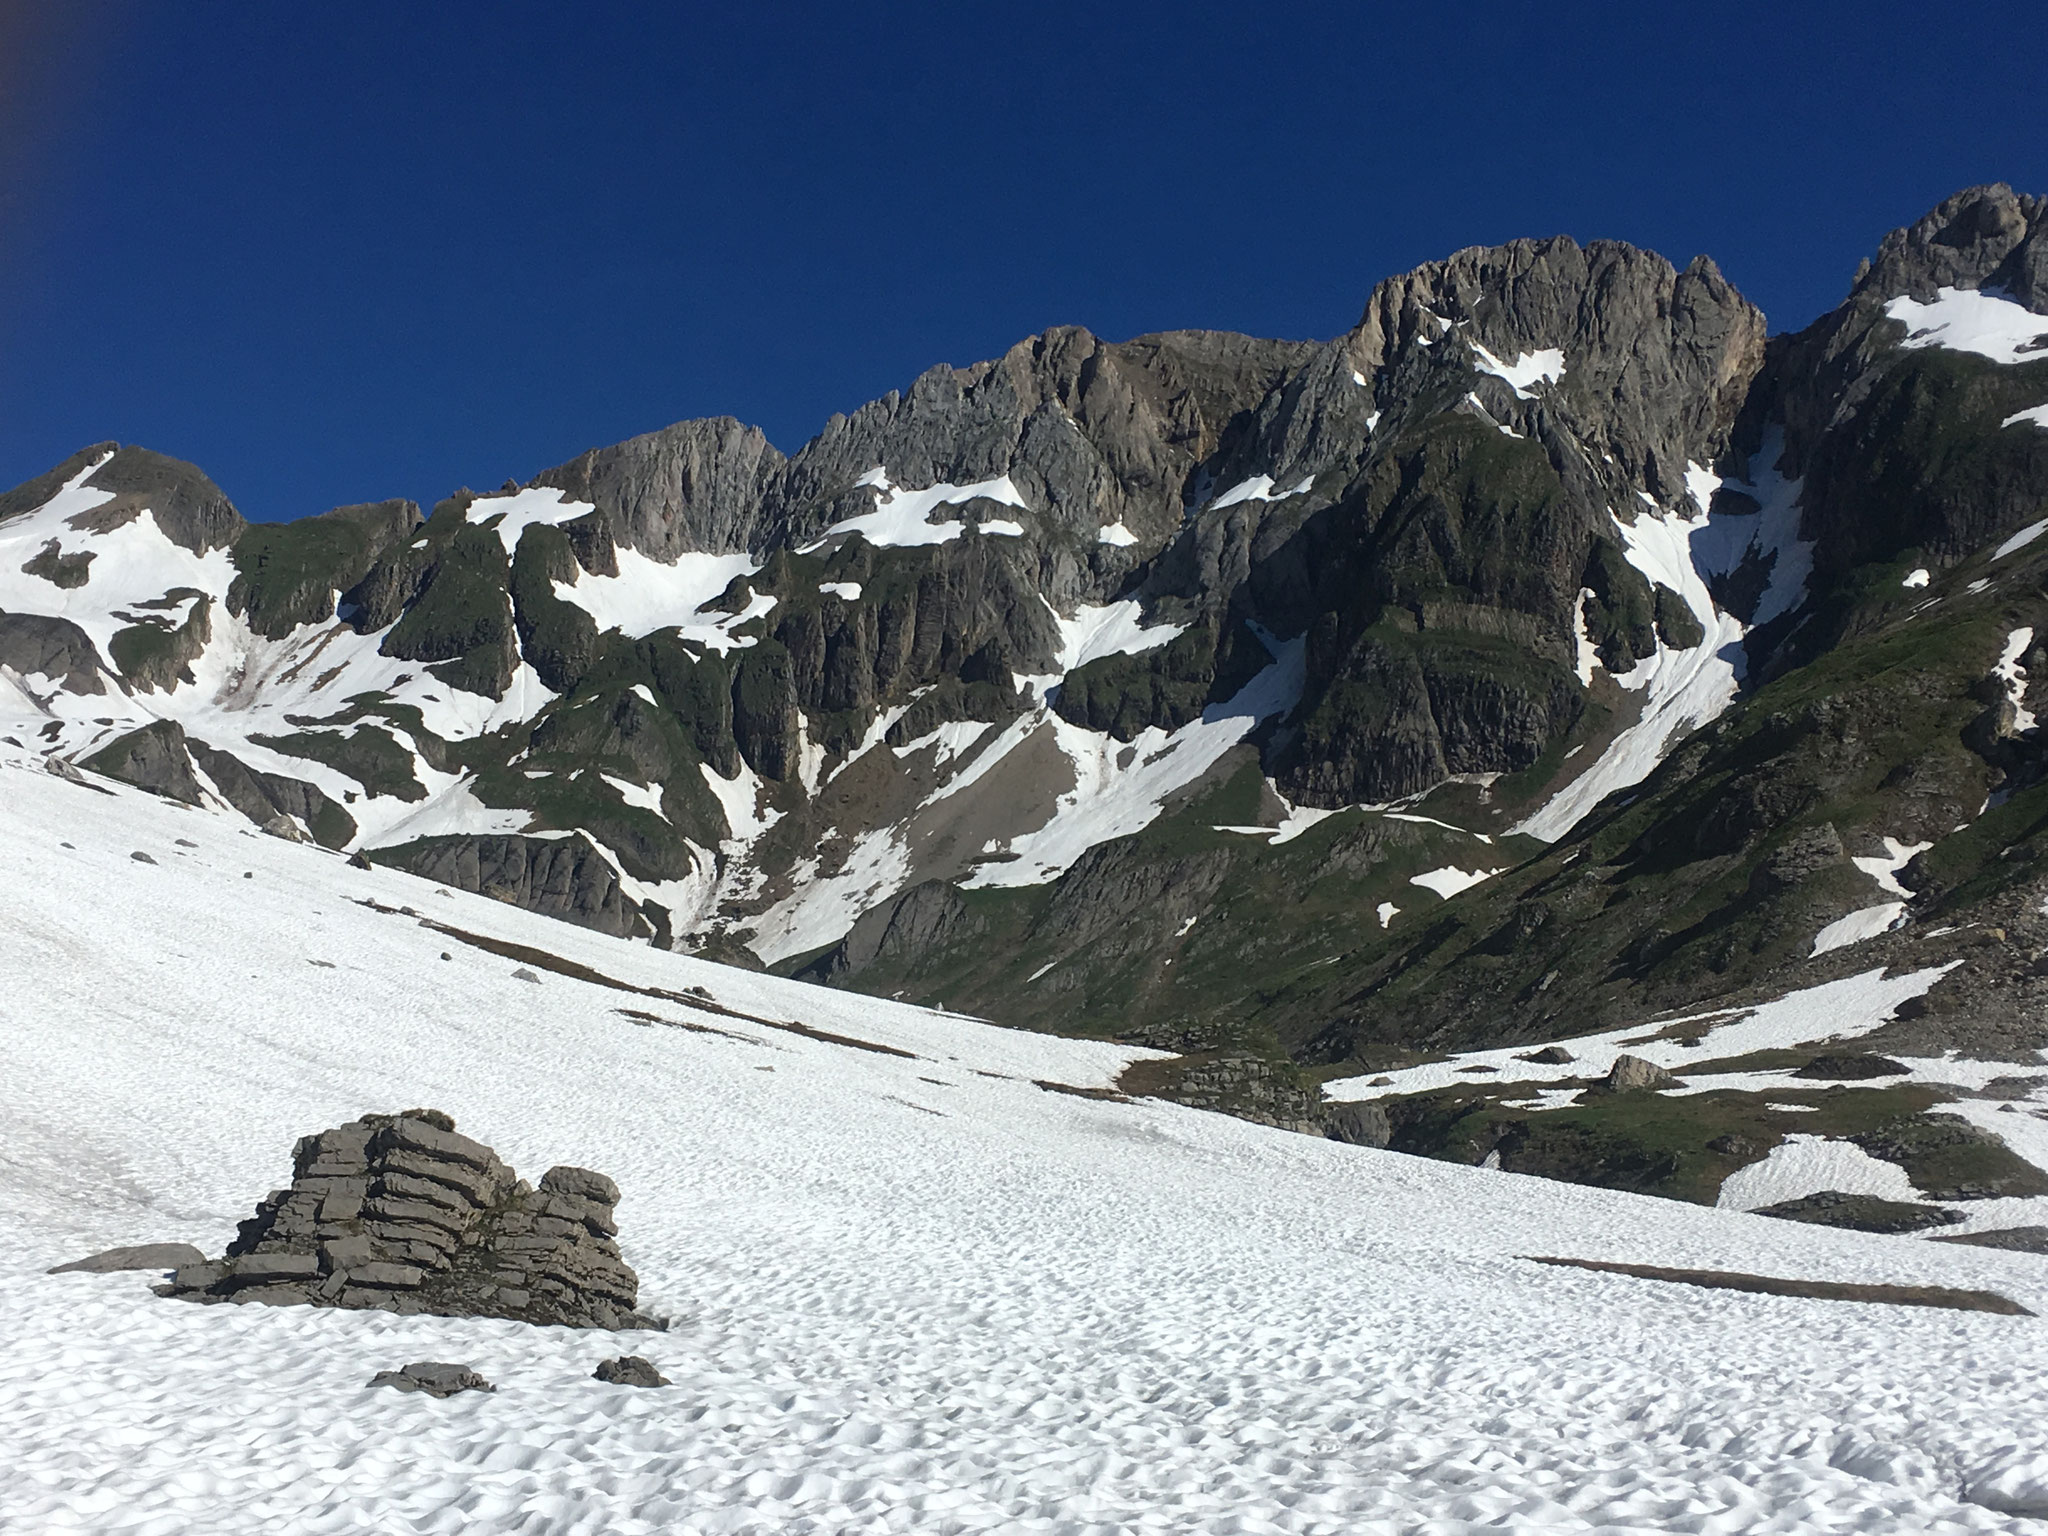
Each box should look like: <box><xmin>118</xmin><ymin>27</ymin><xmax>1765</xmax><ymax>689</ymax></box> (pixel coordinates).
<box><xmin>1716</xmin><ymin>1134</ymin><xmax>1926</xmax><ymax>1211</ymax></box>
<box><xmin>1885</xmin><ymin>286</ymin><xmax>2048</xmax><ymax>365</ymax></box>
<box><xmin>801</xmin><ymin>469</ymin><xmax>1028</xmax><ymax>551</ymax></box>
<box><xmin>552</xmin><ymin>548</ymin><xmax>767</xmax><ymax>647</ymax></box>
<box><xmin>1469</xmin><ymin>340</ymin><xmax>1566</xmax><ymax>398</ymax></box>
<box><xmin>9</xmin><ymin>768</ymin><xmax>2048</xmax><ymax>1534</ymax></box>
<box><xmin>1208</xmin><ymin>473</ymin><xmax>1314</xmax><ymax>511</ymax></box>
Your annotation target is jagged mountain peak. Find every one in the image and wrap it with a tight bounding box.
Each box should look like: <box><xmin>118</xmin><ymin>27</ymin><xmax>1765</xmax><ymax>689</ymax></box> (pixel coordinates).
<box><xmin>1853</xmin><ymin>181</ymin><xmax>2048</xmax><ymax>311</ymax></box>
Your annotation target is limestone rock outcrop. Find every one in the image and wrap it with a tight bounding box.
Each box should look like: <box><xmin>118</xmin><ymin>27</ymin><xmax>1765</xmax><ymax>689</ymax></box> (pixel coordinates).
<box><xmin>160</xmin><ymin>1109</ymin><xmax>661</xmax><ymax>1330</ymax></box>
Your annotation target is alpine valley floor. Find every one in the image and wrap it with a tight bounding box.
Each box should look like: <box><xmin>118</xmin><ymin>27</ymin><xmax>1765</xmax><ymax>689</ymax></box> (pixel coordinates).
<box><xmin>8</xmin><ymin>756</ymin><xmax>2048</xmax><ymax>1534</ymax></box>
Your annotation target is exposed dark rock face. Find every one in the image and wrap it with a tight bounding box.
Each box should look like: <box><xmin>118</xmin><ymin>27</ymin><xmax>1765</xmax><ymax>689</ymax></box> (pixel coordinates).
<box><xmin>807</xmin><ymin>880</ymin><xmax>984</xmax><ymax>984</ymax></box>
<box><xmin>161</xmin><ymin>1110</ymin><xmax>661</xmax><ymax>1330</ymax></box>
<box><xmin>378</xmin><ymin>519</ymin><xmax>519</xmax><ymax>699</ymax></box>
<box><xmin>1130</xmin><ymin>1052</ymin><xmax>1328</xmax><ymax>1135</ymax></box>
<box><xmin>370</xmin><ymin>834</ymin><xmax>649</xmax><ymax>938</ymax></box>
<box><xmin>20</xmin><ymin>538</ymin><xmax>94</xmax><ymax>588</ymax></box>
<box><xmin>1751</xmin><ymin>1191</ymin><xmax>1965</xmax><ymax>1233</ymax></box>
<box><xmin>82</xmin><ymin>720</ymin><xmax>207</xmax><ymax>804</ymax></box>
<box><xmin>187</xmin><ymin>738</ymin><xmax>358</xmax><ymax>849</ymax></box>
<box><xmin>0</xmin><ymin>442</ymin><xmax>117</xmax><ymax>525</ymax></box>
<box><xmin>1324</xmin><ymin>1100</ymin><xmax>1392</xmax><ymax>1148</ymax></box>
<box><xmin>75</xmin><ymin>721</ymin><xmax>358</xmax><ymax>847</ymax></box>
<box><xmin>108</xmin><ymin>590</ymin><xmax>213</xmax><ymax>693</ymax></box>
<box><xmin>534</xmin><ymin>416</ymin><xmax>786</xmax><ymax>559</ymax></box>
<box><xmin>77</xmin><ymin>446</ymin><xmax>247</xmax><ymax>554</ymax></box>
<box><xmin>0</xmin><ymin>610</ymin><xmax>111</xmax><ymax>693</ymax></box>
<box><xmin>49</xmin><ymin>1242</ymin><xmax>205</xmax><ymax>1274</ymax></box>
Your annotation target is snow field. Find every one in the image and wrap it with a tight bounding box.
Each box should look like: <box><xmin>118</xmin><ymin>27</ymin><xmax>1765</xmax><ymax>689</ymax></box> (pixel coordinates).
<box><xmin>1468</xmin><ymin>341</ymin><xmax>1566</xmax><ymax>399</ymax></box>
<box><xmin>1885</xmin><ymin>288</ymin><xmax>2048</xmax><ymax>366</ymax></box>
<box><xmin>1513</xmin><ymin>440</ymin><xmax>1810</xmax><ymax>843</ymax></box>
<box><xmin>801</xmin><ymin>470</ymin><xmax>1028</xmax><ymax>551</ymax></box>
<box><xmin>8</xmin><ymin>765</ymin><xmax>2048</xmax><ymax>1533</ymax></box>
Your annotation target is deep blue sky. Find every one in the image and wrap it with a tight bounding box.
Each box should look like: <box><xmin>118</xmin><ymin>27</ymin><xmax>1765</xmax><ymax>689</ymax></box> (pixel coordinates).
<box><xmin>3</xmin><ymin>2</ymin><xmax>2043</xmax><ymax>522</ymax></box>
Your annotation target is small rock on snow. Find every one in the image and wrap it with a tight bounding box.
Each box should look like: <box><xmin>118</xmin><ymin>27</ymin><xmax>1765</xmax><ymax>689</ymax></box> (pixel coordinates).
<box><xmin>48</xmin><ymin>1242</ymin><xmax>206</xmax><ymax>1275</ymax></box>
<box><xmin>593</xmin><ymin>1355</ymin><xmax>671</xmax><ymax>1388</ymax></box>
<box><xmin>368</xmin><ymin>1362</ymin><xmax>496</xmax><ymax>1398</ymax></box>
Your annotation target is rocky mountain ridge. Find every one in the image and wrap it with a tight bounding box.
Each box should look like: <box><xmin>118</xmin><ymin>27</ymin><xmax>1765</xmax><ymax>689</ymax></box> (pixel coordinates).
<box><xmin>6</xmin><ymin>184</ymin><xmax>2048</xmax><ymax>1156</ymax></box>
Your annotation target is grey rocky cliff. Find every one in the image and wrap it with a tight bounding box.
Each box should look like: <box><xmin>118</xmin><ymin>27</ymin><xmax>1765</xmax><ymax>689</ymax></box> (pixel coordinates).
<box><xmin>161</xmin><ymin>1109</ymin><xmax>661</xmax><ymax>1330</ymax></box>
<box><xmin>370</xmin><ymin>833</ymin><xmax>653</xmax><ymax>940</ymax></box>
<box><xmin>0</xmin><ymin>610</ymin><xmax>112</xmax><ymax>694</ymax></box>
<box><xmin>50</xmin><ymin>446</ymin><xmax>247</xmax><ymax>555</ymax></box>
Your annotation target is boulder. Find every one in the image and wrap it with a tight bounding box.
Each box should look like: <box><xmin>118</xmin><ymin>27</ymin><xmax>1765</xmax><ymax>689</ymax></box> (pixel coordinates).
<box><xmin>1517</xmin><ymin>1045</ymin><xmax>1575</xmax><ymax>1065</ymax></box>
<box><xmin>368</xmin><ymin>1362</ymin><xmax>495</xmax><ymax>1397</ymax></box>
<box><xmin>48</xmin><ymin>1242</ymin><xmax>205</xmax><ymax>1275</ymax></box>
<box><xmin>593</xmin><ymin>1355</ymin><xmax>670</xmax><ymax>1388</ymax></box>
<box><xmin>1601</xmin><ymin>1054</ymin><xmax>1676</xmax><ymax>1093</ymax></box>
<box><xmin>1325</xmin><ymin>1101</ymin><xmax>1392</xmax><ymax>1148</ymax></box>
<box><xmin>158</xmin><ymin>1109</ymin><xmax>662</xmax><ymax>1330</ymax></box>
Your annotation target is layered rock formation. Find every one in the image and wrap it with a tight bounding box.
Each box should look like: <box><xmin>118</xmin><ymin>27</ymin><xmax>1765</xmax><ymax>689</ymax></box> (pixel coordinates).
<box><xmin>161</xmin><ymin>1110</ymin><xmax>660</xmax><ymax>1330</ymax></box>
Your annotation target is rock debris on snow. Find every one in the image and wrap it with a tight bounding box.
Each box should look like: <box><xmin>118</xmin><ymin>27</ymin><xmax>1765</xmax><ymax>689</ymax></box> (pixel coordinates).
<box><xmin>368</xmin><ymin>1361</ymin><xmax>497</xmax><ymax>1397</ymax></box>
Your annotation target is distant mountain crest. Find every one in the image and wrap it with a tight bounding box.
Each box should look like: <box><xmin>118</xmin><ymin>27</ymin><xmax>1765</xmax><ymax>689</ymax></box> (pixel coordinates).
<box><xmin>5</xmin><ymin>185</ymin><xmax>2048</xmax><ymax>1090</ymax></box>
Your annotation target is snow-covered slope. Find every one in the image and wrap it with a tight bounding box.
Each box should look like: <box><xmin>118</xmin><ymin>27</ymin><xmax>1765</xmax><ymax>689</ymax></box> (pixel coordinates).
<box><xmin>7</xmin><ymin>757</ymin><xmax>2048</xmax><ymax>1532</ymax></box>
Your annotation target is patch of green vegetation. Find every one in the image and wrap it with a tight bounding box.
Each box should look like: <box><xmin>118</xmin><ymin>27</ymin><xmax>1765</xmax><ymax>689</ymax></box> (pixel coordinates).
<box><xmin>108</xmin><ymin>593</ymin><xmax>212</xmax><ymax>692</ymax></box>
<box><xmin>381</xmin><ymin>522</ymin><xmax>516</xmax><ymax>698</ymax></box>
<box><xmin>1053</xmin><ymin>620</ymin><xmax>1268</xmax><ymax>741</ymax></box>
<box><xmin>808</xmin><ymin>754</ymin><xmax>1522</xmax><ymax>1057</ymax></box>
<box><xmin>248</xmin><ymin>724</ymin><xmax>426</xmax><ymax>801</ymax></box>
<box><xmin>1851</xmin><ymin>1112</ymin><xmax>2048</xmax><ymax>1200</ymax></box>
<box><xmin>507</xmin><ymin>522</ymin><xmax>601</xmax><ymax>693</ymax></box>
<box><xmin>482</xmin><ymin>682</ymin><xmax>729</xmax><ymax>869</ymax></box>
<box><xmin>228</xmin><ymin>501</ymin><xmax>416</xmax><ymax>639</ymax></box>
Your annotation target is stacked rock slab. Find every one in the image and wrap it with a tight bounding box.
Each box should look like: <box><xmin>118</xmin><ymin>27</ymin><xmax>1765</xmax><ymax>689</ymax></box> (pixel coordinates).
<box><xmin>159</xmin><ymin>1109</ymin><xmax>661</xmax><ymax>1330</ymax></box>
